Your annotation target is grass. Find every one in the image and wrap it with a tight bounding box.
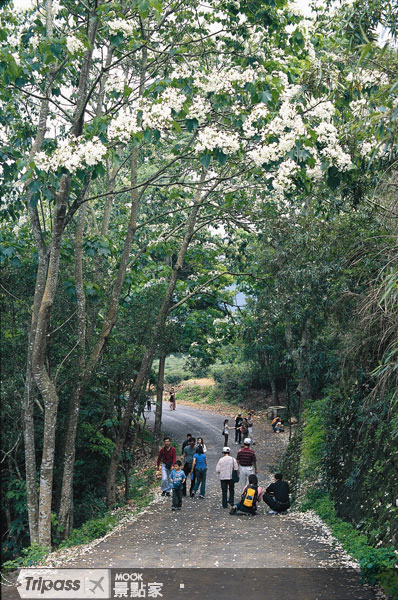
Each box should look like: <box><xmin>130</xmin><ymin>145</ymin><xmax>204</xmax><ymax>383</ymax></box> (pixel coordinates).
<box><xmin>177</xmin><ymin>383</ymin><xmax>233</xmax><ymax>407</ymax></box>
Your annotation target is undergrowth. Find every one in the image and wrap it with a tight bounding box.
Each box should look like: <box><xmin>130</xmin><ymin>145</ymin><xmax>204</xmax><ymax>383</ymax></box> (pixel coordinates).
<box><xmin>301</xmin><ymin>489</ymin><xmax>398</xmax><ymax>597</ymax></box>
<box><xmin>2</xmin><ymin>468</ymin><xmax>156</xmax><ymax>571</ymax></box>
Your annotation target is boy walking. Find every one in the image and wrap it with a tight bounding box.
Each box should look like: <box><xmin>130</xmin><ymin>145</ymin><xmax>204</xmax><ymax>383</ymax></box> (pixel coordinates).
<box><xmin>170</xmin><ymin>460</ymin><xmax>186</xmax><ymax>510</ymax></box>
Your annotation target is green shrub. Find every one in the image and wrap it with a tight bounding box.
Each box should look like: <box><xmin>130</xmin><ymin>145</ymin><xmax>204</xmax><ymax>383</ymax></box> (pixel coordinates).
<box><xmin>300</xmin><ymin>398</ymin><xmax>327</xmax><ymax>482</ymax></box>
<box><xmin>2</xmin><ymin>543</ymin><xmax>50</xmax><ymax>571</ymax></box>
<box><xmin>165</xmin><ymin>372</ymin><xmax>186</xmax><ymax>384</ymax></box>
<box><xmin>211</xmin><ymin>362</ymin><xmax>253</xmax><ymax>402</ymax></box>
<box><xmin>301</xmin><ymin>490</ymin><xmax>397</xmax><ymax>596</ymax></box>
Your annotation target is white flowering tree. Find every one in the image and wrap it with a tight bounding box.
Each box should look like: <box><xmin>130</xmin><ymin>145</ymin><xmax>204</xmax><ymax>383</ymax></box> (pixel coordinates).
<box><xmin>1</xmin><ymin>0</ymin><xmax>396</xmax><ymax>545</ymax></box>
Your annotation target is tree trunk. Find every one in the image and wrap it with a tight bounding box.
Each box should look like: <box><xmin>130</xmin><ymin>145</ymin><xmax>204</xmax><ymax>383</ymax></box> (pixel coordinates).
<box><xmin>22</xmin><ymin>0</ymin><xmax>54</xmax><ymax>545</ymax></box>
<box><xmin>285</xmin><ymin>319</ymin><xmax>312</xmax><ymax>417</ymax></box>
<box><xmin>57</xmin><ymin>202</ymin><xmax>87</xmax><ymax>537</ymax></box>
<box><xmin>57</xmin><ymin>42</ymin><xmax>147</xmax><ymax>534</ymax></box>
<box><xmin>31</xmin><ymin>176</ymin><xmax>70</xmax><ymax>547</ymax></box>
<box><xmin>151</xmin><ymin>354</ymin><xmax>166</xmax><ymax>457</ymax></box>
<box><xmin>106</xmin><ymin>179</ymin><xmax>205</xmax><ymax>506</ymax></box>
<box><xmin>270</xmin><ymin>378</ymin><xmax>278</xmax><ymax>404</ymax></box>
<box><xmin>296</xmin><ymin>318</ymin><xmax>312</xmax><ymax>412</ymax></box>
<box><xmin>22</xmin><ymin>244</ymin><xmax>48</xmax><ymax>544</ymax></box>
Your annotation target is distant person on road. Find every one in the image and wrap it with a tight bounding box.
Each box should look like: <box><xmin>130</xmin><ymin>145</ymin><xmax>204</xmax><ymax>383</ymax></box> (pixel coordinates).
<box><xmin>237</xmin><ymin>438</ymin><xmax>257</xmax><ymax>491</ymax></box>
<box><xmin>235</xmin><ymin>413</ymin><xmax>243</xmax><ymax>444</ymax></box>
<box><xmin>263</xmin><ymin>473</ymin><xmax>291</xmax><ymax>514</ymax></box>
<box><xmin>191</xmin><ymin>446</ymin><xmax>207</xmax><ymax>498</ymax></box>
<box><xmin>169</xmin><ymin>387</ymin><xmax>176</xmax><ymax>411</ymax></box>
<box><xmin>181</xmin><ymin>433</ymin><xmax>192</xmax><ymax>454</ymax></box>
<box><xmin>240</xmin><ymin>417</ymin><xmax>249</xmax><ymax>441</ymax></box>
<box><xmin>146</xmin><ymin>397</ymin><xmax>151</xmax><ymax>411</ymax></box>
<box><xmin>230</xmin><ymin>474</ymin><xmax>263</xmax><ymax>515</ymax></box>
<box><xmin>170</xmin><ymin>460</ymin><xmax>186</xmax><ymax>511</ymax></box>
<box><xmin>216</xmin><ymin>447</ymin><xmax>239</xmax><ymax>509</ymax></box>
<box><xmin>182</xmin><ymin>437</ymin><xmax>196</xmax><ymax>497</ymax></box>
<box><xmin>156</xmin><ymin>436</ymin><xmax>176</xmax><ymax>497</ymax></box>
<box><xmin>196</xmin><ymin>437</ymin><xmax>207</xmax><ymax>453</ymax></box>
<box><xmin>222</xmin><ymin>419</ymin><xmax>234</xmax><ymax>446</ymax></box>
<box><xmin>247</xmin><ymin>414</ymin><xmax>255</xmax><ymax>444</ymax></box>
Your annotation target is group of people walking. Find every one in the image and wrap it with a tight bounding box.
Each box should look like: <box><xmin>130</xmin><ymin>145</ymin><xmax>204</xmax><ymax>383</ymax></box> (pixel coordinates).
<box><xmin>156</xmin><ymin>428</ymin><xmax>290</xmax><ymax>515</ymax></box>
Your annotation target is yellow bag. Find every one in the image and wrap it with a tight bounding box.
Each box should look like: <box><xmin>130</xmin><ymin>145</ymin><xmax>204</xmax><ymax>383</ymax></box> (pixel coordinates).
<box><xmin>243</xmin><ymin>486</ymin><xmax>257</xmax><ymax>507</ymax></box>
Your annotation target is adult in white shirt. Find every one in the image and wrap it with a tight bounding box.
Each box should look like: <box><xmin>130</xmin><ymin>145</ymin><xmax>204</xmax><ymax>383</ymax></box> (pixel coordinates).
<box><xmin>216</xmin><ymin>447</ymin><xmax>239</xmax><ymax>509</ymax></box>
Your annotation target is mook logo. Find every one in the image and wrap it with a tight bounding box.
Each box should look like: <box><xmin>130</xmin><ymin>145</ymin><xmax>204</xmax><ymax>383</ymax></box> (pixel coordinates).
<box><xmin>17</xmin><ymin>569</ymin><xmax>109</xmax><ymax>598</ymax></box>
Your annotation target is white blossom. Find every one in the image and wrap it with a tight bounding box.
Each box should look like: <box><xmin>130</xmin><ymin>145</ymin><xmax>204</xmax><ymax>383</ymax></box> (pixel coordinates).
<box><xmin>66</xmin><ymin>36</ymin><xmax>85</xmax><ymax>54</ymax></box>
<box><xmin>35</xmin><ymin>136</ymin><xmax>107</xmax><ymax>173</ymax></box>
<box><xmin>108</xmin><ymin>18</ymin><xmax>135</xmax><ymax>37</ymax></box>
<box><xmin>194</xmin><ymin>65</ymin><xmax>258</xmax><ymax>95</ymax></box>
<box><xmin>30</xmin><ymin>34</ymin><xmax>40</xmax><ymax>50</ymax></box>
<box><xmin>187</xmin><ymin>97</ymin><xmax>211</xmax><ymax>122</ymax></box>
<box><xmin>196</xmin><ymin>126</ymin><xmax>240</xmax><ymax>154</ymax></box>
<box><xmin>242</xmin><ymin>104</ymin><xmax>269</xmax><ymax>138</ymax></box>
<box><xmin>108</xmin><ymin>107</ymin><xmax>140</xmax><ymax>142</ymax></box>
<box><xmin>105</xmin><ymin>72</ymin><xmax>126</xmax><ymax>94</ymax></box>
<box><xmin>346</xmin><ymin>69</ymin><xmax>389</xmax><ymax>87</ymax></box>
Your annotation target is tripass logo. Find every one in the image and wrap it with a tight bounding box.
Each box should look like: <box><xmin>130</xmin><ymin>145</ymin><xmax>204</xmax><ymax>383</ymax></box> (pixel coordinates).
<box><xmin>17</xmin><ymin>569</ymin><xmax>109</xmax><ymax>598</ymax></box>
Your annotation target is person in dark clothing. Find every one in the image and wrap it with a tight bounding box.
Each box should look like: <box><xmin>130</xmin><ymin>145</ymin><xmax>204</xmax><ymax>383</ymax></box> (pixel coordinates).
<box><xmin>181</xmin><ymin>433</ymin><xmax>192</xmax><ymax>454</ymax></box>
<box><xmin>263</xmin><ymin>473</ymin><xmax>290</xmax><ymax>514</ymax></box>
<box><xmin>234</xmin><ymin>413</ymin><xmax>243</xmax><ymax>444</ymax></box>
<box><xmin>182</xmin><ymin>437</ymin><xmax>196</xmax><ymax>497</ymax></box>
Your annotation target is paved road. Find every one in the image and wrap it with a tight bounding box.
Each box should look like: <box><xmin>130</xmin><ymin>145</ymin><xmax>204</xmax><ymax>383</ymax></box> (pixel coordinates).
<box><xmin>2</xmin><ymin>403</ymin><xmax>379</xmax><ymax>600</ymax></box>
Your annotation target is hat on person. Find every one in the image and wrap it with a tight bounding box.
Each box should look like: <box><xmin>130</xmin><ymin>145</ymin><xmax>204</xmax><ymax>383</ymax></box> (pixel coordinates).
<box><xmin>222</xmin><ymin>447</ymin><xmax>230</xmax><ymax>453</ymax></box>
<box><xmin>244</xmin><ymin>438</ymin><xmax>251</xmax><ymax>445</ymax></box>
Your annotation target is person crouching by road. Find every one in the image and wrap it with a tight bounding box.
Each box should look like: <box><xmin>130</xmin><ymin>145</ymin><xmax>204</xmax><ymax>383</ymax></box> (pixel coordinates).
<box><xmin>170</xmin><ymin>460</ymin><xmax>186</xmax><ymax>510</ymax></box>
<box><xmin>263</xmin><ymin>473</ymin><xmax>291</xmax><ymax>514</ymax></box>
<box><xmin>156</xmin><ymin>436</ymin><xmax>176</xmax><ymax>497</ymax></box>
<box><xmin>237</xmin><ymin>438</ymin><xmax>257</xmax><ymax>491</ymax></box>
<box><xmin>230</xmin><ymin>474</ymin><xmax>263</xmax><ymax>515</ymax></box>
<box><xmin>182</xmin><ymin>437</ymin><xmax>196</xmax><ymax>497</ymax></box>
<box><xmin>216</xmin><ymin>447</ymin><xmax>239</xmax><ymax>509</ymax></box>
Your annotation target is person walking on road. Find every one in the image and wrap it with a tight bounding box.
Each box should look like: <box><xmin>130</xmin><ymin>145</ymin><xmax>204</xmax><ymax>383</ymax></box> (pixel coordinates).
<box><xmin>170</xmin><ymin>460</ymin><xmax>186</xmax><ymax>511</ymax></box>
<box><xmin>216</xmin><ymin>447</ymin><xmax>239</xmax><ymax>509</ymax></box>
<box><xmin>169</xmin><ymin>387</ymin><xmax>176</xmax><ymax>410</ymax></box>
<box><xmin>222</xmin><ymin>419</ymin><xmax>234</xmax><ymax>447</ymax></box>
<box><xmin>156</xmin><ymin>436</ymin><xmax>176</xmax><ymax>497</ymax></box>
<box><xmin>247</xmin><ymin>414</ymin><xmax>255</xmax><ymax>444</ymax></box>
<box><xmin>234</xmin><ymin>413</ymin><xmax>243</xmax><ymax>445</ymax></box>
<box><xmin>181</xmin><ymin>433</ymin><xmax>192</xmax><ymax>454</ymax></box>
<box><xmin>237</xmin><ymin>438</ymin><xmax>257</xmax><ymax>491</ymax></box>
<box><xmin>182</xmin><ymin>437</ymin><xmax>196</xmax><ymax>497</ymax></box>
<box><xmin>240</xmin><ymin>417</ymin><xmax>249</xmax><ymax>442</ymax></box>
<box><xmin>191</xmin><ymin>446</ymin><xmax>207</xmax><ymax>498</ymax></box>
<box><xmin>263</xmin><ymin>473</ymin><xmax>291</xmax><ymax>514</ymax></box>
<box><xmin>196</xmin><ymin>437</ymin><xmax>207</xmax><ymax>453</ymax></box>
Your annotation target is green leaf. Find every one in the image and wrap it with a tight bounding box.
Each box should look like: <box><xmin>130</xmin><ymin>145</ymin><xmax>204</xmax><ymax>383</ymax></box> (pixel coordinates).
<box><xmin>200</xmin><ymin>153</ymin><xmax>211</xmax><ymax>169</ymax></box>
<box><xmin>186</xmin><ymin>118</ymin><xmax>199</xmax><ymax>133</ymax></box>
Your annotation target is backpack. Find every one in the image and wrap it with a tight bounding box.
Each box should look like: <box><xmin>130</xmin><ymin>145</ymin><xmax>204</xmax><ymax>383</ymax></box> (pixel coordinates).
<box><xmin>242</xmin><ymin>485</ymin><xmax>258</xmax><ymax>509</ymax></box>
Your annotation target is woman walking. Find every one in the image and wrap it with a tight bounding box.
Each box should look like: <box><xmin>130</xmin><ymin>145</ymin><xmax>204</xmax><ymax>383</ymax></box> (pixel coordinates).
<box><xmin>169</xmin><ymin>387</ymin><xmax>176</xmax><ymax>411</ymax></box>
<box><xmin>196</xmin><ymin>437</ymin><xmax>207</xmax><ymax>453</ymax></box>
<box><xmin>222</xmin><ymin>419</ymin><xmax>233</xmax><ymax>447</ymax></box>
<box><xmin>247</xmin><ymin>414</ymin><xmax>255</xmax><ymax>444</ymax></box>
<box><xmin>191</xmin><ymin>446</ymin><xmax>207</xmax><ymax>498</ymax></box>
<box><xmin>216</xmin><ymin>447</ymin><xmax>239</xmax><ymax>509</ymax></box>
